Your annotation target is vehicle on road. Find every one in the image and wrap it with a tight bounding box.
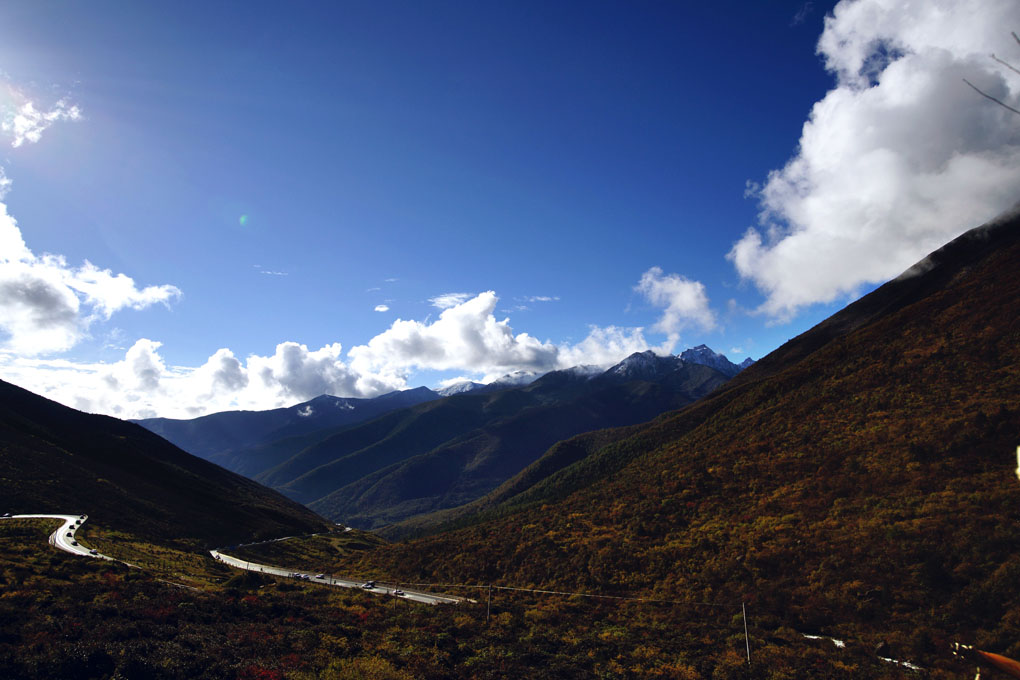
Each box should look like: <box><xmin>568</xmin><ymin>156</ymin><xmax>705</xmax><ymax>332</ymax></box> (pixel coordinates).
<box><xmin>70</xmin><ymin>541</ymin><xmax>77</xmax><ymax>546</ymax></box>
<box><xmin>66</xmin><ymin>532</ymin><xmax>72</xmax><ymax>537</ymax></box>
<box><xmin>89</xmin><ymin>549</ymin><xmax>98</xmax><ymax>555</ymax></box>
<box><xmin>362</xmin><ymin>580</ymin><xmax>376</xmax><ymax>589</ymax></box>
<box><xmin>315</xmin><ymin>574</ymin><xmax>325</xmax><ymax>579</ymax></box>
<box><xmin>1</xmin><ymin>512</ymin><xmax>11</xmax><ymax>518</ymax></box>
<box><xmin>393</xmin><ymin>589</ymin><xmax>405</xmax><ymax>597</ymax></box>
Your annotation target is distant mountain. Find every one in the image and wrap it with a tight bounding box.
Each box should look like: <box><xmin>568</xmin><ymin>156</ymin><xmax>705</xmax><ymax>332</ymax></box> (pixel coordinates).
<box><xmin>436</xmin><ymin>381</ymin><xmax>486</xmax><ymax>397</ymax></box>
<box><xmin>341</xmin><ymin>208</ymin><xmax>1020</xmax><ymax>664</ymax></box>
<box><xmin>262</xmin><ymin>350</ymin><xmax>737</xmax><ymax>529</ymax></box>
<box><xmin>679</xmin><ymin>344</ymin><xmax>752</xmax><ymax>377</ymax></box>
<box><xmin>601</xmin><ymin>346</ymin><xmax>750</xmax><ymax>384</ymax></box>
<box><xmin>0</xmin><ymin>379</ymin><xmax>330</xmax><ymax>547</ymax></box>
<box><xmin>134</xmin><ymin>386</ymin><xmax>440</xmax><ymax>477</ymax></box>
<box><xmin>436</xmin><ymin>369</ymin><xmax>543</xmax><ymax>397</ymax></box>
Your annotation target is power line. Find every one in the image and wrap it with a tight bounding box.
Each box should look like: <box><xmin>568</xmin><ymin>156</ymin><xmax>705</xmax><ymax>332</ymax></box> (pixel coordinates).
<box><xmin>396</xmin><ymin>581</ymin><xmax>741</xmax><ymax>608</ymax></box>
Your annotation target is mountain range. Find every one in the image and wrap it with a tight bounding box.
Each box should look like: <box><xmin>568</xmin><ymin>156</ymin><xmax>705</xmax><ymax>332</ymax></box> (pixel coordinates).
<box><xmin>136</xmin><ymin>347</ymin><xmax>751</xmax><ymax>530</ymax></box>
<box><xmin>3</xmin><ymin>207</ymin><xmax>1019</xmax><ymax>676</ymax></box>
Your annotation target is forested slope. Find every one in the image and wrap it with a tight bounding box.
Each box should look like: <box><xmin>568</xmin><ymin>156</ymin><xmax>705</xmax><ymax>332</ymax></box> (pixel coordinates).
<box><xmin>342</xmin><ymin>209</ymin><xmax>1020</xmax><ymax>667</ymax></box>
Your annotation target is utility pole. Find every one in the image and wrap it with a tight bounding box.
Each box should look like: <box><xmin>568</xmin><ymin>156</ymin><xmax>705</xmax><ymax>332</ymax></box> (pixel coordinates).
<box><xmin>742</xmin><ymin>602</ymin><xmax>751</xmax><ymax>665</ymax></box>
<box><xmin>486</xmin><ymin>585</ymin><xmax>492</xmax><ymax>624</ymax></box>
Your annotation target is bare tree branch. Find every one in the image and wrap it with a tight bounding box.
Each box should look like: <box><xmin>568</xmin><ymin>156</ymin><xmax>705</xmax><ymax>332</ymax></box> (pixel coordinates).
<box><xmin>963</xmin><ymin>78</ymin><xmax>1020</xmax><ymax>116</ymax></box>
<box><xmin>991</xmin><ymin>53</ymin><xmax>1020</xmax><ymax>77</ymax></box>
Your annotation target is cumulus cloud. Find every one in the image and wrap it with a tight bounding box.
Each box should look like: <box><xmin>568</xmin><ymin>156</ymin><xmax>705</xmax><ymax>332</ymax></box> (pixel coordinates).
<box><xmin>1</xmin><ymin>85</ymin><xmax>81</xmax><ymax>148</ymax></box>
<box><xmin>1</xmin><ymin>290</ymin><xmax>670</xmax><ymax>419</ymax></box>
<box><xmin>0</xmin><ymin>193</ymin><xmax>181</xmax><ymax>354</ymax></box>
<box><xmin>374</xmin><ymin>304</ymin><xmax>390</xmax><ymax>312</ymax></box>
<box><xmin>555</xmin><ymin>325</ymin><xmax>658</xmax><ymax>370</ymax></box>
<box><xmin>635</xmin><ymin>267</ymin><xmax>717</xmax><ymax>342</ymax></box>
<box><xmin>731</xmin><ymin>0</ymin><xmax>1020</xmax><ymax>320</ymax></box>
<box><xmin>350</xmin><ymin>292</ymin><xmax>558</xmax><ymax>376</ymax></box>
<box><xmin>350</xmin><ymin>291</ymin><xmax>656</xmax><ymax>383</ymax></box>
<box><xmin>1</xmin><ymin>339</ymin><xmax>406</xmax><ymax>419</ymax></box>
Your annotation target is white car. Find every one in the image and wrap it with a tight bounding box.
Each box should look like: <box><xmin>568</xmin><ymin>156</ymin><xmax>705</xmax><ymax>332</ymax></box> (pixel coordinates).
<box><xmin>362</xmin><ymin>581</ymin><xmax>376</xmax><ymax>589</ymax></box>
<box><xmin>315</xmin><ymin>574</ymin><xmax>326</xmax><ymax>579</ymax></box>
<box><xmin>89</xmin><ymin>549</ymin><xmax>98</xmax><ymax>555</ymax></box>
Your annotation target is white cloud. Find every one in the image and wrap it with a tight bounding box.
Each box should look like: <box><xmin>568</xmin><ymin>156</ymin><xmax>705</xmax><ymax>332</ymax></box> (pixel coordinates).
<box><xmin>555</xmin><ymin>325</ymin><xmax>658</xmax><ymax>370</ymax></box>
<box><xmin>1</xmin><ymin>85</ymin><xmax>81</xmax><ymax>148</ymax></box>
<box><xmin>0</xmin><ymin>193</ymin><xmax>181</xmax><ymax>355</ymax></box>
<box><xmin>731</xmin><ymin>0</ymin><xmax>1020</xmax><ymax>321</ymax></box>
<box><xmin>374</xmin><ymin>304</ymin><xmax>390</xmax><ymax>312</ymax></box>
<box><xmin>350</xmin><ymin>291</ymin><xmax>656</xmax><ymax>383</ymax></box>
<box><xmin>1</xmin><ymin>291</ymin><xmax>667</xmax><ymax>419</ymax></box>
<box><xmin>635</xmin><ymin>267</ymin><xmax>717</xmax><ymax>342</ymax></box>
<box><xmin>429</xmin><ymin>292</ymin><xmax>472</xmax><ymax>309</ymax></box>
<box><xmin>1</xmin><ymin>339</ymin><xmax>405</xmax><ymax>420</ymax></box>
<box><xmin>351</xmin><ymin>292</ymin><xmax>557</xmax><ymax>376</ymax></box>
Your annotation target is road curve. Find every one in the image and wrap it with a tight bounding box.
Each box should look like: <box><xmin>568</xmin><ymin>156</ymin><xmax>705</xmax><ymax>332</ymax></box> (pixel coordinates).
<box><xmin>210</xmin><ymin>549</ymin><xmax>469</xmax><ymax>606</ymax></box>
<box><xmin>1</xmin><ymin>513</ymin><xmax>115</xmax><ymax>561</ymax></box>
<box><xmin>1</xmin><ymin>514</ymin><xmax>464</xmax><ymax>604</ymax></box>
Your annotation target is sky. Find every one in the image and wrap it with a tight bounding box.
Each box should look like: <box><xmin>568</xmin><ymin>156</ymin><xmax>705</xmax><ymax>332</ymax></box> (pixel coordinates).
<box><xmin>1</xmin><ymin>0</ymin><xmax>1018</xmax><ymax>419</ymax></box>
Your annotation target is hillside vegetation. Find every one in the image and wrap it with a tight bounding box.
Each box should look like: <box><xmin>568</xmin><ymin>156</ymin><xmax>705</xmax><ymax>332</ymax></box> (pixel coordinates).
<box><xmin>336</xmin><ymin>210</ymin><xmax>1020</xmax><ymax>671</ymax></box>
<box><xmin>0</xmin><ymin>380</ymin><xmax>331</xmax><ymax>548</ymax></box>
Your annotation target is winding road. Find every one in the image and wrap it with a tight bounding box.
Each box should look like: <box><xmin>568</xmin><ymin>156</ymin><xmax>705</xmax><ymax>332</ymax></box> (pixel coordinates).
<box><xmin>0</xmin><ymin>513</ymin><xmax>466</xmax><ymax>605</ymax></box>
<box><xmin>209</xmin><ymin>548</ymin><xmax>468</xmax><ymax>605</ymax></box>
<box><xmin>1</xmin><ymin>513</ymin><xmax>115</xmax><ymax>561</ymax></box>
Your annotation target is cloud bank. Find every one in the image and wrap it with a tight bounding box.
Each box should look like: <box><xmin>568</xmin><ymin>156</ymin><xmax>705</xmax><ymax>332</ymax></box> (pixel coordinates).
<box><xmin>731</xmin><ymin>0</ymin><xmax>1020</xmax><ymax>320</ymax></box>
<box><xmin>2</xmin><ymin>291</ymin><xmax>663</xmax><ymax>419</ymax></box>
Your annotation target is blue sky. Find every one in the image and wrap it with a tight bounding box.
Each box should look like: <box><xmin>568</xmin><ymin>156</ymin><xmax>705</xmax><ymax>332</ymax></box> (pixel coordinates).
<box><xmin>1</xmin><ymin>0</ymin><xmax>1018</xmax><ymax>418</ymax></box>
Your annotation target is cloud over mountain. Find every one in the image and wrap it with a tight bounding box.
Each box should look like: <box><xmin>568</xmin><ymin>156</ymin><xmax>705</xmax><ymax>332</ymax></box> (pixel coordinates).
<box><xmin>349</xmin><ymin>291</ymin><xmax>648</xmax><ymax>382</ymax></box>
<box><xmin>731</xmin><ymin>0</ymin><xmax>1020</xmax><ymax>320</ymax></box>
<box><xmin>636</xmin><ymin>267</ymin><xmax>716</xmax><ymax>341</ymax></box>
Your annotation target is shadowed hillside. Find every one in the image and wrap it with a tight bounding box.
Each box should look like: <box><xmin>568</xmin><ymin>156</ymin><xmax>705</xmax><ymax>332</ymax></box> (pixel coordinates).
<box><xmin>0</xmin><ymin>380</ymin><xmax>331</xmax><ymax>547</ymax></box>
